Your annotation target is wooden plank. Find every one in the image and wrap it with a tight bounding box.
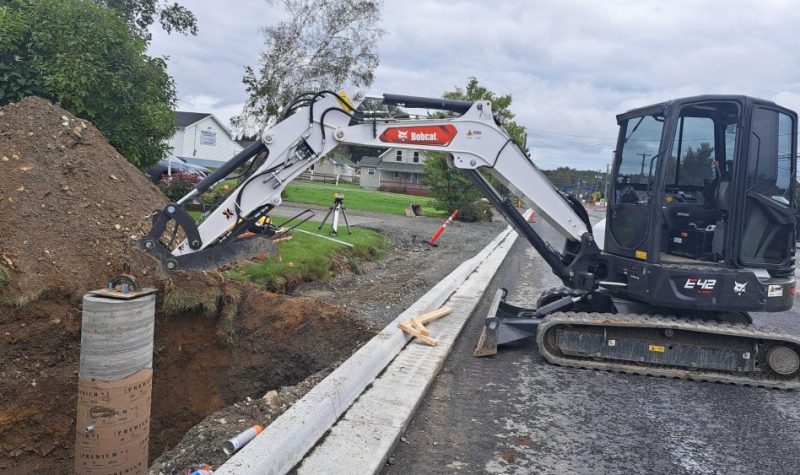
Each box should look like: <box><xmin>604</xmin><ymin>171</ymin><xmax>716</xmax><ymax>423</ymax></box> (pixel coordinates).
<box><xmin>415</xmin><ymin>307</ymin><xmax>453</xmax><ymax>325</ymax></box>
<box><xmin>397</xmin><ymin>322</ymin><xmax>437</xmax><ymax>346</ymax></box>
<box><xmin>409</xmin><ymin>318</ymin><xmax>430</xmax><ymax>336</ymax></box>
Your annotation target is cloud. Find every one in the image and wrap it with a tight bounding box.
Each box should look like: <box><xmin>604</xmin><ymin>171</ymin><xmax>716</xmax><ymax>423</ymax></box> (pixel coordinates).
<box><xmin>150</xmin><ymin>0</ymin><xmax>800</xmax><ymax>170</ymax></box>
<box><xmin>148</xmin><ymin>0</ymin><xmax>280</xmax><ymax>127</ymax></box>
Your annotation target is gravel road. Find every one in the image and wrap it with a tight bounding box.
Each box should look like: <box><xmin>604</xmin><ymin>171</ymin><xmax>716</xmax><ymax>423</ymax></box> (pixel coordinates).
<box><xmin>385</xmin><ymin>211</ymin><xmax>800</xmax><ymax>474</ymax></box>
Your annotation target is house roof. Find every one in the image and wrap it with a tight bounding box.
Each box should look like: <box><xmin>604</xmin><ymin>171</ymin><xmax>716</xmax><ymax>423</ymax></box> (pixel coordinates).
<box><xmin>358</xmin><ymin>156</ymin><xmax>383</xmax><ymax>167</ymax></box>
<box><xmin>174</xmin><ymin>111</ymin><xmax>212</xmax><ymax>128</ymax></box>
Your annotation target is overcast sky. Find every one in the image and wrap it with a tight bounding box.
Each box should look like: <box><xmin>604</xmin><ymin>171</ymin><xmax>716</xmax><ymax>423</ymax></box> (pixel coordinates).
<box><xmin>149</xmin><ymin>0</ymin><xmax>800</xmax><ymax>170</ymax></box>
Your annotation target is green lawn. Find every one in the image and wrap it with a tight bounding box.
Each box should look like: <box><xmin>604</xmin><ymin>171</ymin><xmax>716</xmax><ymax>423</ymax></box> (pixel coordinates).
<box><xmin>226</xmin><ymin>220</ymin><xmax>388</xmax><ymax>290</ymax></box>
<box><xmin>283</xmin><ymin>181</ymin><xmax>446</xmax><ymax>217</ymax></box>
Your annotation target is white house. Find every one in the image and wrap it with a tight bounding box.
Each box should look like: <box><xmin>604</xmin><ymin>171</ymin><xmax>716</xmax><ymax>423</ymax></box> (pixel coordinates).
<box><xmin>359</xmin><ymin>147</ymin><xmax>429</xmax><ymax>189</ymax></box>
<box><xmin>169</xmin><ymin>111</ymin><xmax>243</xmax><ymax>168</ymax></box>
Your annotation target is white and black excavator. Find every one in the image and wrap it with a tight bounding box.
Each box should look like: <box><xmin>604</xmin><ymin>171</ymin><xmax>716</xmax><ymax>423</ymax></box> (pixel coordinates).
<box><xmin>135</xmin><ymin>89</ymin><xmax>800</xmax><ymax>388</ymax></box>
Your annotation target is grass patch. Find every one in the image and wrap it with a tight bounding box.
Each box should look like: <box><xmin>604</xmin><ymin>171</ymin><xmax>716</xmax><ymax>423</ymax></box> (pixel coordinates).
<box><xmin>4</xmin><ymin>288</ymin><xmax>44</xmax><ymax>308</ymax></box>
<box><xmin>0</xmin><ymin>264</ymin><xmax>8</xmax><ymax>289</ymax></box>
<box><xmin>227</xmin><ymin>220</ymin><xmax>389</xmax><ymax>290</ymax></box>
<box><xmin>283</xmin><ymin>181</ymin><xmax>446</xmax><ymax>217</ymax></box>
<box><xmin>163</xmin><ymin>286</ymin><xmax>223</xmax><ymax>315</ymax></box>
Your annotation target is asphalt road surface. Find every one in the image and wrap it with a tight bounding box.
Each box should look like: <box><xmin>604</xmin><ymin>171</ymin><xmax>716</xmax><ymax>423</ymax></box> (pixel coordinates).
<box><xmin>384</xmin><ymin>211</ymin><xmax>800</xmax><ymax>474</ymax></box>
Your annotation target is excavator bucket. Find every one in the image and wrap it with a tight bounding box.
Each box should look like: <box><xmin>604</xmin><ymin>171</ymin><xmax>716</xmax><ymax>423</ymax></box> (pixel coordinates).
<box><xmin>404</xmin><ymin>203</ymin><xmax>424</xmax><ymax>217</ymax></box>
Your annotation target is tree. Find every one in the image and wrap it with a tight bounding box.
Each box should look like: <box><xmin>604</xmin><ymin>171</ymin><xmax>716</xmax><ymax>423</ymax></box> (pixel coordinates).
<box><xmin>0</xmin><ymin>0</ymin><xmax>177</xmax><ymax>168</ymax></box>
<box><xmin>93</xmin><ymin>0</ymin><xmax>197</xmax><ymax>41</ymax></box>
<box><xmin>422</xmin><ymin>78</ymin><xmax>526</xmax><ymax>221</ymax></box>
<box><xmin>678</xmin><ymin>143</ymin><xmax>715</xmax><ymax>185</ymax></box>
<box><xmin>232</xmin><ymin>0</ymin><xmax>385</xmax><ymax>134</ymax></box>
<box><xmin>422</xmin><ymin>152</ymin><xmax>491</xmax><ymax>222</ymax></box>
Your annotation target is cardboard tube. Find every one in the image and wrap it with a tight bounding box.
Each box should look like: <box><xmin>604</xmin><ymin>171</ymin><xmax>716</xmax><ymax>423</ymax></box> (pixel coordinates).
<box><xmin>74</xmin><ymin>293</ymin><xmax>155</xmax><ymax>475</ymax></box>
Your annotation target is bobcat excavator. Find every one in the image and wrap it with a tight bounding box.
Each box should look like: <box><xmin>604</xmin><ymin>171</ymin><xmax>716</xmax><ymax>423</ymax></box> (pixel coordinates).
<box><xmin>135</xmin><ymin>89</ymin><xmax>800</xmax><ymax>388</ymax></box>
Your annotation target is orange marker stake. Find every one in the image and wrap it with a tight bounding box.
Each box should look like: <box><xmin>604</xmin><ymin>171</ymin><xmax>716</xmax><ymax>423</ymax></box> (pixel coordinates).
<box><xmin>429</xmin><ymin>209</ymin><xmax>459</xmax><ymax>247</ymax></box>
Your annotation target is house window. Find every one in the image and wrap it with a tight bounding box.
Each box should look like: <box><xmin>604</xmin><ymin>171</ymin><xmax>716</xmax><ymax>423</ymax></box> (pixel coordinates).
<box><xmin>413</xmin><ymin>151</ymin><xmax>420</xmax><ymax>163</ymax></box>
<box><xmin>368</xmin><ymin>168</ymin><xmax>375</xmax><ymax>175</ymax></box>
<box><xmin>200</xmin><ymin>129</ymin><xmax>216</xmax><ymax>146</ymax></box>
<box><xmin>394</xmin><ymin>172</ymin><xmax>399</xmax><ymax>179</ymax></box>
<box><xmin>396</xmin><ymin>150</ymin><xmax>402</xmax><ymax>161</ymax></box>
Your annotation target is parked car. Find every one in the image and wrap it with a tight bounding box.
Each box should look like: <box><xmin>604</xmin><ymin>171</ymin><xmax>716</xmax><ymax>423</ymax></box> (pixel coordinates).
<box><xmin>147</xmin><ymin>156</ymin><xmax>211</xmax><ymax>184</ymax></box>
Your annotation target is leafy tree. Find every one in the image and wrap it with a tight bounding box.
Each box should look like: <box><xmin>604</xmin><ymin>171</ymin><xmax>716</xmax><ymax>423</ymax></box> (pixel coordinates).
<box><xmin>422</xmin><ymin>153</ymin><xmax>491</xmax><ymax>222</ymax></box>
<box><xmin>93</xmin><ymin>0</ymin><xmax>197</xmax><ymax>41</ymax></box>
<box><xmin>422</xmin><ymin>78</ymin><xmax>527</xmax><ymax>221</ymax></box>
<box><xmin>232</xmin><ymin>0</ymin><xmax>385</xmax><ymax>133</ymax></box>
<box><xmin>664</xmin><ymin>142</ymin><xmax>716</xmax><ymax>187</ymax></box>
<box><xmin>679</xmin><ymin>143</ymin><xmax>715</xmax><ymax>185</ymax></box>
<box><xmin>0</xmin><ymin>0</ymin><xmax>177</xmax><ymax>168</ymax></box>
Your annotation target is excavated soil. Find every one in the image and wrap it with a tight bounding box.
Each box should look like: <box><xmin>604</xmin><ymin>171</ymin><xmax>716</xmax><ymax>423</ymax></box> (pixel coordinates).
<box><xmin>0</xmin><ymin>98</ymin><xmax>375</xmax><ymax>474</ymax></box>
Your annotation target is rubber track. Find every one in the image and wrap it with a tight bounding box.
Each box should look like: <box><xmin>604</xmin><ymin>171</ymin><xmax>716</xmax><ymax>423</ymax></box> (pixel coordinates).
<box><xmin>536</xmin><ymin>312</ymin><xmax>800</xmax><ymax>390</ymax></box>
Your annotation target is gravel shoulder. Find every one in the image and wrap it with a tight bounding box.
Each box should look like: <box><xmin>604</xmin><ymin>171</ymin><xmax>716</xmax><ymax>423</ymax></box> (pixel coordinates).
<box><xmin>291</xmin><ymin>207</ymin><xmax>507</xmax><ymax>326</ymax></box>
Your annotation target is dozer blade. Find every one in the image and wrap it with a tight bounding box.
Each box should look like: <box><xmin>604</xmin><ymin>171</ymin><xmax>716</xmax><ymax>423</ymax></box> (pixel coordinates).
<box><xmin>474</xmin><ymin>288</ymin><xmax>541</xmax><ymax>357</ymax></box>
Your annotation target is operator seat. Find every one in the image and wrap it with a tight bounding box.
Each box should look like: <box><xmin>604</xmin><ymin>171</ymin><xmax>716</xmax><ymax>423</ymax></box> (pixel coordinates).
<box><xmin>663</xmin><ymin>174</ymin><xmax>721</xmax><ymax>230</ymax></box>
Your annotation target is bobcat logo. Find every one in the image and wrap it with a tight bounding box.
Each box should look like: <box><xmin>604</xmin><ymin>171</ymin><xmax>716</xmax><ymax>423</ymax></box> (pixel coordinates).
<box><xmin>734</xmin><ymin>281</ymin><xmax>747</xmax><ymax>296</ymax></box>
<box><xmin>397</xmin><ymin>130</ymin><xmax>408</xmax><ymax>141</ymax></box>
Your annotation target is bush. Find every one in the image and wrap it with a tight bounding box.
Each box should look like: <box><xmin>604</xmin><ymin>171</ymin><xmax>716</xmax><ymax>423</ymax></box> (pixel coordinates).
<box><xmin>458</xmin><ymin>199</ymin><xmax>493</xmax><ymax>222</ymax></box>
<box><xmin>421</xmin><ymin>152</ymin><xmax>492</xmax><ymax>222</ymax></box>
<box><xmin>158</xmin><ymin>171</ymin><xmax>199</xmax><ymax>202</ymax></box>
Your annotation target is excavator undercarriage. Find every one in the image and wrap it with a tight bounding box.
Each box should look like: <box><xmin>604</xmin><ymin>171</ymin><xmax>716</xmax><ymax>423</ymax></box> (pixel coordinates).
<box><xmin>476</xmin><ymin>287</ymin><xmax>800</xmax><ymax>389</ymax></box>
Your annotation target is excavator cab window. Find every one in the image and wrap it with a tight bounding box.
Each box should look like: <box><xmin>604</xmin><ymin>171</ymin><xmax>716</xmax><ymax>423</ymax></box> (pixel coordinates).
<box><xmin>737</xmin><ymin>107</ymin><xmax>796</xmax><ymax>267</ymax></box>
<box><xmin>659</xmin><ymin>101</ymin><xmax>740</xmax><ymax>263</ymax></box>
<box><xmin>608</xmin><ymin>113</ymin><xmax>664</xmax><ymax>255</ymax></box>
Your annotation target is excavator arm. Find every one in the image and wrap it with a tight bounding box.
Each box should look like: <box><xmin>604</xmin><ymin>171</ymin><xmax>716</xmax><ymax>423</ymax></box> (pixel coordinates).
<box><xmin>136</xmin><ymin>88</ymin><xmax>600</xmax><ymax>289</ymax></box>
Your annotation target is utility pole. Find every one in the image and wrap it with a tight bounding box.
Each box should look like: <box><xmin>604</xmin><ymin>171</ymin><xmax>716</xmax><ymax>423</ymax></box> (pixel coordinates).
<box><xmin>639</xmin><ymin>152</ymin><xmax>649</xmax><ymax>176</ymax></box>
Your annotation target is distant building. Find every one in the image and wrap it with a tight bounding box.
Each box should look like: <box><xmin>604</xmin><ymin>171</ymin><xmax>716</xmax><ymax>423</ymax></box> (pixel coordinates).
<box><xmin>358</xmin><ymin>148</ymin><xmax>429</xmax><ymax>192</ymax></box>
<box><xmin>169</xmin><ymin>111</ymin><xmax>243</xmax><ymax>167</ymax></box>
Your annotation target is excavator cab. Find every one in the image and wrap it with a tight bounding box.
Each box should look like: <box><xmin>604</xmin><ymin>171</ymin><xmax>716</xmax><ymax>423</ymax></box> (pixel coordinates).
<box><xmin>603</xmin><ymin>97</ymin><xmax>796</xmax><ymax>310</ymax></box>
<box><xmin>608</xmin><ymin>96</ymin><xmax>796</xmax><ymax>269</ymax></box>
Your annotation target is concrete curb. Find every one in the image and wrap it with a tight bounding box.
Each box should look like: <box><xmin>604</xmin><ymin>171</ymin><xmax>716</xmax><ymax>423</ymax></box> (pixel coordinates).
<box><xmin>215</xmin><ymin>225</ymin><xmax>518</xmax><ymax>475</ymax></box>
<box><xmin>298</xmin><ymin>230</ymin><xmax>518</xmax><ymax>474</ymax></box>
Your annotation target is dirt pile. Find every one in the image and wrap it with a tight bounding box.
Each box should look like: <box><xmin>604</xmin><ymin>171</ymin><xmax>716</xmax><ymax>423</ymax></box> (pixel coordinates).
<box><xmin>0</xmin><ymin>98</ymin><xmax>376</xmax><ymax>474</ymax></box>
<box><xmin>0</xmin><ymin>96</ymin><xmax>167</xmax><ymax>304</ymax></box>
